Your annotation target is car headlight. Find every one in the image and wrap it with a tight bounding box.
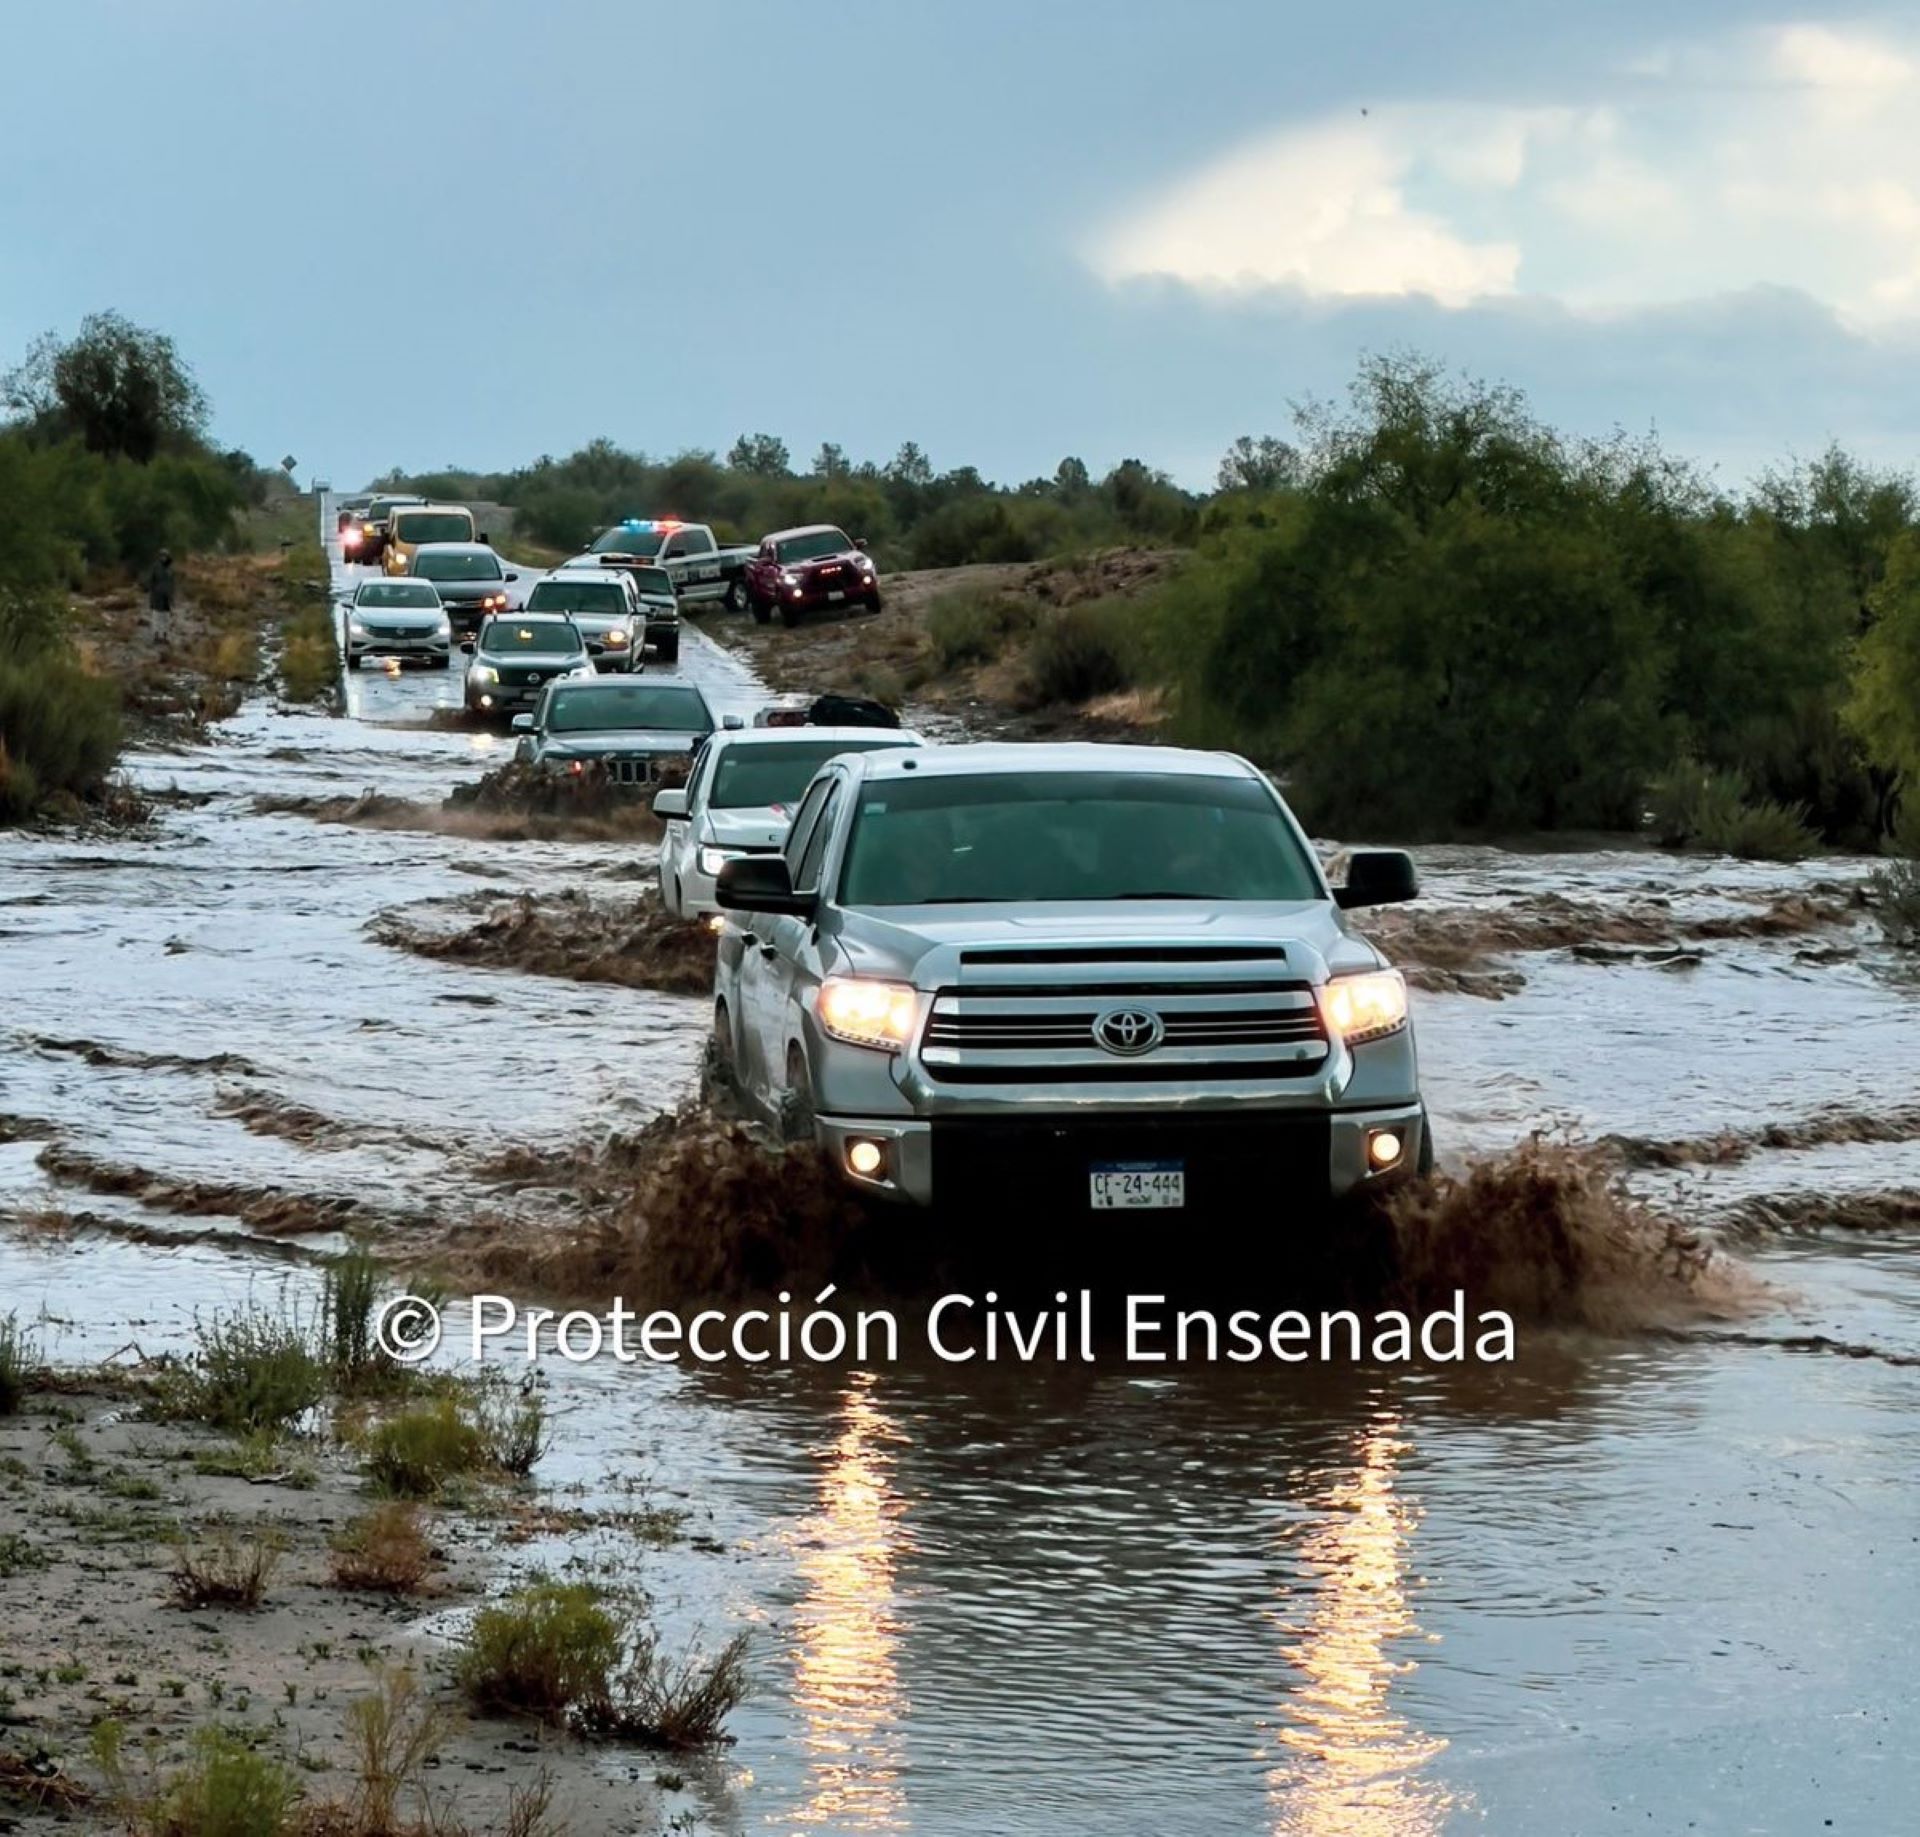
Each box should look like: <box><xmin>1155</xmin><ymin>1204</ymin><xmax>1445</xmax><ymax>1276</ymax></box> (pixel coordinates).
<box><xmin>348</xmin><ymin>619</ymin><xmax>367</xmax><ymax>635</ymax></box>
<box><xmin>471</xmin><ymin>665</ymin><xmax>499</xmax><ymax>684</ymax></box>
<box><xmin>603</xmin><ymin>628</ymin><xmax>627</xmax><ymax>645</ymax></box>
<box><xmin>817</xmin><ymin>977</ymin><xmax>918</xmax><ymax>1051</ymax></box>
<box><xmin>1318</xmin><ymin>970</ymin><xmax>1409</xmax><ymax>1045</ymax></box>
<box><xmin>697</xmin><ymin>846</ymin><xmax>738</xmax><ymax>877</ymax></box>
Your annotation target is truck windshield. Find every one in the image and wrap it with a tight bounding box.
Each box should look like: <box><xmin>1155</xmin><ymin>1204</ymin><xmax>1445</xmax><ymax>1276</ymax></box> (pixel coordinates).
<box><xmin>394</xmin><ymin>512</ymin><xmax>473</xmax><ymax>544</ymax></box>
<box><xmin>712</xmin><ymin>739</ymin><xmax>910</xmax><ymax>810</ymax></box>
<box><xmin>630</xmin><ymin>568</ymin><xmax>675</xmax><ymax>599</ymax></box>
<box><xmin>775</xmin><ymin>529</ymin><xmax>854</xmax><ymax>563</ymax></box>
<box><xmin>482</xmin><ymin>621</ymin><xmax>581</xmax><ymax>654</ymax></box>
<box><xmin>838</xmin><ymin>772</ymin><xmax>1321</xmax><ymax>906</ymax></box>
<box><xmin>544</xmin><ymin>687</ymin><xmax>712</xmax><ymax>734</ymax></box>
<box><xmin>526</xmin><ymin>581</ymin><xmax>627</xmax><ymax>615</ymax></box>
<box><xmin>413</xmin><ymin>550</ymin><xmax>501</xmax><ymax>581</ymax></box>
<box><xmin>590</xmin><ymin>525</ymin><xmax>666</xmax><ymax>554</ymax></box>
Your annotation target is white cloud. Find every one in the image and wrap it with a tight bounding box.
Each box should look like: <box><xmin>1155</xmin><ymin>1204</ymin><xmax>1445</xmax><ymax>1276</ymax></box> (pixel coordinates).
<box><xmin>1088</xmin><ymin>22</ymin><xmax>1920</xmax><ymax>328</ymax></box>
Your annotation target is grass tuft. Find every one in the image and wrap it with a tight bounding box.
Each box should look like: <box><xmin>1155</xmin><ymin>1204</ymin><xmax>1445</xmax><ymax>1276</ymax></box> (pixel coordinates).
<box><xmin>168</xmin><ymin>1522</ymin><xmax>284</xmax><ymax>1610</ymax></box>
<box><xmin>328</xmin><ymin>1503</ymin><xmax>434</xmax><ymax>1595</ymax></box>
<box><xmin>0</xmin><ymin>1313</ymin><xmax>32</xmax><ymax>1415</ymax></box>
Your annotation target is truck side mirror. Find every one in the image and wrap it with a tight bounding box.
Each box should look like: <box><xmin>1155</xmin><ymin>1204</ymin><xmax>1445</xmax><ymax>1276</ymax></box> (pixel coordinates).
<box><xmin>653</xmin><ymin>787</ymin><xmax>688</xmax><ymax>820</ymax></box>
<box><xmin>511</xmin><ymin>713</ymin><xmax>534</xmax><ymax>733</ymax></box>
<box><xmin>722</xmin><ymin>713</ymin><xmax>744</xmax><ymax>730</ymax></box>
<box><xmin>717</xmin><ymin>854</ymin><xmax>813</xmax><ymax>916</ymax></box>
<box><xmin>1334</xmin><ymin>850</ymin><xmax>1418</xmax><ymax>910</ymax></box>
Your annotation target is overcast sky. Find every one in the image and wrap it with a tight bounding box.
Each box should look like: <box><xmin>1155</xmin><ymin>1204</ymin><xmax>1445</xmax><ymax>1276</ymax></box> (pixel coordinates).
<box><xmin>4</xmin><ymin>0</ymin><xmax>1917</xmax><ymax>490</ymax></box>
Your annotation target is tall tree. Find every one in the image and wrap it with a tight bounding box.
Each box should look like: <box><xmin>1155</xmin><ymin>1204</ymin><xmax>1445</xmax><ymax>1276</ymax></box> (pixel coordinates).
<box><xmin>3</xmin><ymin>311</ymin><xmax>209</xmax><ymax>462</ymax></box>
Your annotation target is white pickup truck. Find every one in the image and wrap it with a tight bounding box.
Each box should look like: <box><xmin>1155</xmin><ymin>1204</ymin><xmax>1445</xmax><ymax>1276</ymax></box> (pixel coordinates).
<box><xmin>562</xmin><ymin>520</ymin><xmax>756</xmax><ymax>613</ymax></box>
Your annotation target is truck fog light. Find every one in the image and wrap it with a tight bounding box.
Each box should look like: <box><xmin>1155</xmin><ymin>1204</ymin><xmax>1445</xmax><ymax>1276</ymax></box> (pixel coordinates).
<box><xmin>1368</xmin><ymin>1129</ymin><xmax>1404</xmax><ymax>1169</ymax></box>
<box><xmin>846</xmin><ymin>1138</ymin><xmax>886</xmax><ymax>1179</ymax></box>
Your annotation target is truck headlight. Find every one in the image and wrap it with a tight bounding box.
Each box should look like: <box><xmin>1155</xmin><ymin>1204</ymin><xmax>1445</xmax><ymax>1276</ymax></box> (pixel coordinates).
<box><xmin>697</xmin><ymin>846</ymin><xmax>738</xmax><ymax>877</ymax></box>
<box><xmin>818</xmin><ymin>977</ymin><xmax>918</xmax><ymax>1051</ymax></box>
<box><xmin>779</xmin><ymin>570</ymin><xmax>799</xmax><ymax>587</ymax></box>
<box><xmin>471</xmin><ymin>665</ymin><xmax>499</xmax><ymax>684</ymax></box>
<box><xmin>1319</xmin><ymin>970</ymin><xmax>1408</xmax><ymax>1045</ymax></box>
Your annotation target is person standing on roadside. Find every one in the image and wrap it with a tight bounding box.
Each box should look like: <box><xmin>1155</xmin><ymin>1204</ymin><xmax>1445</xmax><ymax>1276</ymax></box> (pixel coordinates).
<box><xmin>147</xmin><ymin>548</ymin><xmax>175</xmax><ymax>646</ymax></box>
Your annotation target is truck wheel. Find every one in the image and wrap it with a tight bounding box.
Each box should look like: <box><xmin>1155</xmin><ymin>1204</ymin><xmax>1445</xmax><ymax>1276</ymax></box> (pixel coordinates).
<box><xmin>864</xmin><ymin>592</ymin><xmax>884</xmax><ymax>615</ymax></box>
<box><xmin>657</xmin><ymin>637</ymin><xmax>679</xmax><ymax>663</ymax></box>
<box><xmin>779</xmin><ymin>1047</ymin><xmax>816</xmax><ymax>1144</ymax></box>
<box><xmin>779</xmin><ymin>603</ymin><xmax>802</xmax><ymax>629</ymax></box>
<box><xmin>1418</xmin><ymin>1105</ymin><xmax>1435</xmax><ymax>1176</ymax></box>
<box><xmin>725</xmin><ymin>577</ymin><xmax>749</xmax><ymax>615</ymax></box>
<box><xmin>710</xmin><ymin>1000</ymin><xmax>737</xmax><ymax>1089</ymax></box>
<box><xmin>748</xmin><ymin>593</ymin><xmax>771</xmax><ymax>626</ymax></box>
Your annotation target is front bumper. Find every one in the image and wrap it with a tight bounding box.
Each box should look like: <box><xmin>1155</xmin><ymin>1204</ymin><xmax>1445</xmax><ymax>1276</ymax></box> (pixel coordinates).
<box><xmin>814</xmin><ymin>1102</ymin><xmax>1426</xmax><ymax>1209</ymax></box>
<box><xmin>779</xmin><ymin>575</ymin><xmax>878</xmax><ymax>612</ymax></box>
<box><xmin>349</xmin><ymin>631</ymin><xmax>449</xmax><ymax>661</ymax></box>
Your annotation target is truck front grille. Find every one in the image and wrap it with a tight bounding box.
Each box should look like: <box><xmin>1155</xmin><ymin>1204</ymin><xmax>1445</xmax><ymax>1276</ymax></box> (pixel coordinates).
<box><xmin>920</xmin><ymin>985</ymin><xmax>1329</xmax><ymax>1084</ymax></box>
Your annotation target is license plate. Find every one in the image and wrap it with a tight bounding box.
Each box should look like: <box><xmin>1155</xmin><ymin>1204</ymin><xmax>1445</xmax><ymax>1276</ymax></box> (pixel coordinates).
<box><xmin>827</xmin><ymin>589</ymin><xmax>845</xmax><ymax>603</ymax></box>
<box><xmin>1090</xmin><ymin>1160</ymin><xmax>1185</xmax><ymax>1209</ymax></box>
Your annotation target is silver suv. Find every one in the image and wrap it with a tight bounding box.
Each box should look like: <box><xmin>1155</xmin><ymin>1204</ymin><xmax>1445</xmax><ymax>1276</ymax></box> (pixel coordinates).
<box><xmin>712</xmin><ymin>742</ymin><xmax>1428</xmax><ymax>1213</ymax></box>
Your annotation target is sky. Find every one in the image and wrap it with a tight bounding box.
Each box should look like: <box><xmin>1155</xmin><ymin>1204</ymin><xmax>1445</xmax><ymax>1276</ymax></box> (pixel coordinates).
<box><xmin>4</xmin><ymin>0</ymin><xmax>1918</xmax><ymax>492</ymax></box>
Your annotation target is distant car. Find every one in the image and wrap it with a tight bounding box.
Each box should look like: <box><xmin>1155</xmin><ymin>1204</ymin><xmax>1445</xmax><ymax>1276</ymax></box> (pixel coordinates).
<box><xmin>625</xmin><ymin>563</ymin><xmax>682</xmax><ymax>662</ymax></box>
<box><xmin>335</xmin><ymin>492</ymin><xmax>375</xmax><ymax>534</ymax></box>
<box><xmin>562</xmin><ymin>519</ymin><xmax>755</xmax><ymax>612</ymax></box>
<box><xmin>520</xmin><ymin>570</ymin><xmax>645</xmax><ymax>672</ymax></box>
<box><xmin>753</xmin><ymin>692</ymin><xmax>902</xmax><ymax>730</ymax></box>
<box><xmin>510</xmin><ymin>676</ymin><xmax>730</xmax><ymax>785</ymax></box>
<box><xmin>655</xmin><ymin>725</ymin><xmax>926</xmax><ymax>919</ymax></box>
<box><xmin>407</xmin><ymin>542</ymin><xmax>519</xmax><ymax>640</ymax></box>
<box><xmin>464</xmin><ymin>613</ymin><xmax>593</xmax><ymax>718</ymax></box>
<box><xmin>345</xmin><ymin>493</ymin><xmax>425</xmax><ymax>564</ymax></box>
<box><xmin>742</xmin><ymin>525</ymin><xmax>881</xmax><ymax>626</ymax></box>
<box><xmin>383</xmin><ymin>503</ymin><xmax>478</xmax><ymax>577</ymax></box>
<box><xmin>343</xmin><ymin>579</ymin><xmax>452</xmax><ymax>669</ymax></box>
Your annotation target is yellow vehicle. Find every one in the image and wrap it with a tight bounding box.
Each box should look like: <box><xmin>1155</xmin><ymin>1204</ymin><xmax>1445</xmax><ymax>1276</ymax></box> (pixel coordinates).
<box><xmin>383</xmin><ymin>503</ymin><xmax>478</xmax><ymax>575</ymax></box>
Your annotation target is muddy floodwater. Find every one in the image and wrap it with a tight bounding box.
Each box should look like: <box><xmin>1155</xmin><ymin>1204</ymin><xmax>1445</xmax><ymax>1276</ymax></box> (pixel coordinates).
<box><xmin>5</xmin><ymin>515</ymin><xmax>1920</xmax><ymax>1833</ymax></box>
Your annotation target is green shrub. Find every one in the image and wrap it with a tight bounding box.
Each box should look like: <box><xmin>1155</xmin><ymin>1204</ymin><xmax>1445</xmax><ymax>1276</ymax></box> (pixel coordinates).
<box><xmin>0</xmin><ymin>649</ymin><xmax>122</xmax><ymax>821</ymax></box>
<box><xmin>155</xmin><ymin>1309</ymin><xmax>327</xmax><ymax>1435</ymax></box>
<box><xmin>1017</xmin><ymin>603</ymin><xmax>1135</xmax><ymax>709</ymax></box>
<box><xmin>1869</xmin><ymin>856</ymin><xmax>1920</xmax><ymax>949</ymax></box>
<box><xmin>277</xmin><ymin>539</ymin><xmax>337</xmax><ymax>705</ymax></box>
<box><xmin>926</xmin><ymin>587</ymin><xmax>1037</xmax><ymax>669</ymax></box>
<box><xmin>1648</xmin><ymin>763</ymin><xmax>1818</xmax><ymax>860</ymax></box>
<box><xmin>598</xmin><ymin>1631</ymin><xmax>751</xmax><ymax>1749</ymax></box>
<box><xmin>93</xmin><ymin>1721</ymin><xmax>299</xmax><ymax>1837</ymax></box>
<box><xmin>0</xmin><ymin>1313</ymin><xmax>30</xmax><ymax>1414</ymax></box>
<box><xmin>475</xmin><ymin>1377</ymin><xmax>548</xmax><ymax>1477</ymax></box>
<box><xmin>322</xmin><ymin>1247</ymin><xmax>393</xmax><ymax>1390</ymax></box>
<box><xmin>457</xmin><ymin>1582</ymin><xmax>624</xmax><ymax>1721</ymax></box>
<box><xmin>363</xmin><ymin>1395</ymin><xmax>490</xmax><ymax>1498</ymax></box>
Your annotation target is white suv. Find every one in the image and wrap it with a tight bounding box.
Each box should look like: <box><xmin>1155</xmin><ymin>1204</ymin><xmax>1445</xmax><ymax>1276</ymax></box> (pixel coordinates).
<box><xmin>654</xmin><ymin>725</ymin><xmax>925</xmax><ymax>921</ymax></box>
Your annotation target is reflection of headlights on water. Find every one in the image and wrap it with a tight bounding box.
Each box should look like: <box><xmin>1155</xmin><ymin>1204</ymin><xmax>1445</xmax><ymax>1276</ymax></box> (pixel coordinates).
<box><xmin>1318</xmin><ymin>970</ymin><xmax>1409</xmax><ymax>1045</ymax></box>
<box><xmin>698</xmin><ymin>846</ymin><xmax>740</xmax><ymax>877</ymax></box>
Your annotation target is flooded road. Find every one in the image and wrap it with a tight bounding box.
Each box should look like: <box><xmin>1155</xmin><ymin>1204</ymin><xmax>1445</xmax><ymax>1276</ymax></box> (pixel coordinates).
<box><xmin>5</xmin><ymin>504</ymin><xmax>1920</xmax><ymax>1833</ymax></box>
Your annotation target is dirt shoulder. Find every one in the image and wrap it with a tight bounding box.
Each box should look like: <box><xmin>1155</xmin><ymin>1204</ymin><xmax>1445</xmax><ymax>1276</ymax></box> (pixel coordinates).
<box><xmin>704</xmin><ymin>548</ymin><xmax>1181</xmax><ymax>741</ymax></box>
<box><xmin>0</xmin><ymin>1382</ymin><xmax>666</xmax><ymax>1834</ymax></box>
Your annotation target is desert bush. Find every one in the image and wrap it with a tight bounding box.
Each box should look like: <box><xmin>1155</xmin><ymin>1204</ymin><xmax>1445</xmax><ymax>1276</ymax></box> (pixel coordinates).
<box><xmin>456</xmin><ymin>1582</ymin><xmax>625</xmax><ymax>1722</ymax></box>
<box><xmin>277</xmin><ymin>540</ymin><xmax>338</xmax><ymax>704</ymax></box>
<box><xmin>0</xmin><ymin>1313</ymin><xmax>31</xmax><ymax>1414</ymax></box>
<box><xmin>1648</xmin><ymin>763</ymin><xmax>1818</xmax><ymax>860</ymax></box>
<box><xmin>597</xmin><ymin>1631</ymin><xmax>751</xmax><ymax>1749</ymax></box>
<box><xmin>321</xmin><ymin>1247</ymin><xmax>406</xmax><ymax>1391</ymax></box>
<box><xmin>155</xmin><ymin>1308</ymin><xmax>327</xmax><ymax>1435</ymax></box>
<box><xmin>361</xmin><ymin>1395</ymin><xmax>490</xmax><ymax>1498</ymax></box>
<box><xmin>1017</xmin><ymin>603</ymin><xmax>1135</xmax><ymax>708</ymax></box>
<box><xmin>92</xmin><ymin>1721</ymin><xmax>300</xmax><ymax>1837</ymax></box>
<box><xmin>329</xmin><ymin>1502</ymin><xmax>435</xmax><ymax>1594</ymax></box>
<box><xmin>0</xmin><ymin>649</ymin><xmax>122</xmax><ymax>820</ymax></box>
<box><xmin>473</xmin><ymin>1376</ymin><xmax>547</xmax><ymax>1477</ymax></box>
<box><xmin>926</xmin><ymin>587</ymin><xmax>1037</xmax><ymax>669</ymax></box>
<box><xmin>1868</xmin><ymin>855</ymin><xmax>1920</xmax><ymax>949</ymax></box>
<box><xmin>168</xmin><ymin>1523</ymin><xmax>284</xmax><ymax>1610</ymax></box>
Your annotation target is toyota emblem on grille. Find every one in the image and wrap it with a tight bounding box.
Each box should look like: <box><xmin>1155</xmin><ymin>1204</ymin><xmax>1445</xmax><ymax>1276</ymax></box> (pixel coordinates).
<box><xmin>1093</xmin><ymin>1007</ymin><xmax>1164</xmax><ymax>1056</ymax></box>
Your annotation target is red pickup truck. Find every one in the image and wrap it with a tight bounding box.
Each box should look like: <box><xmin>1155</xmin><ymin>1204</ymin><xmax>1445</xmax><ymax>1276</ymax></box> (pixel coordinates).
<box><xmin>742</xmin><ymin>525</ymin><xmax>882</xmax><ymax>626</ymax></box>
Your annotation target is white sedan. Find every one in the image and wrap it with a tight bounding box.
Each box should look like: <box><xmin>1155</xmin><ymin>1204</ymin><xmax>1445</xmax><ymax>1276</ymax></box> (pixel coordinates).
<box><xmin>654</xmin><ymin>725</ymin><xmax>926</xmax><ymax>920</ymax></box>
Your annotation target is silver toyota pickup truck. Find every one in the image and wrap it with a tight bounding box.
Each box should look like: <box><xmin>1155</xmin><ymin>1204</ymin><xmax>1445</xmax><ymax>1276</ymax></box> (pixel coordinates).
<box><xmin>712</xmin><ymin>743</ymin><xmax>1428</xmax><ymax>1213</ymax></box>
